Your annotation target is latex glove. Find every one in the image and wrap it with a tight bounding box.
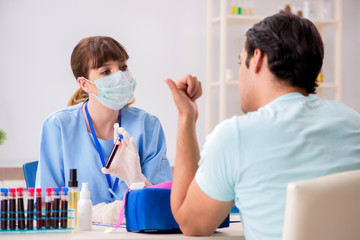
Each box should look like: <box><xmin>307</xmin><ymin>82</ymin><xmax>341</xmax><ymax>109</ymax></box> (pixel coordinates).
<box><xmin>92</xmin><ymin>201</ymin><xmax>125</xmax><ymax>225</ymax></box>
<box><xmin>113</xmin><ymin>123</ymin><xmax>120</xmax><ymax>143</ymax></box>
<box><xmin>102</xmin><ymin>127</ymin><xmax>146</xmax><ymax>187</ymax></box>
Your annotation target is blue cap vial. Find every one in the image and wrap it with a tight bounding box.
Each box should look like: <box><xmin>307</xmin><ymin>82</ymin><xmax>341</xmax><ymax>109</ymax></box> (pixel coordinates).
<box><xmin>1</xmin><ymin>188</ymin><xmax>9</xmax><ymax>196</ymax></box>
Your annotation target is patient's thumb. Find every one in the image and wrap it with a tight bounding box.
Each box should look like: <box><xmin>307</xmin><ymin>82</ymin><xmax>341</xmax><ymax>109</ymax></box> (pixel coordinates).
<box><xmin>165</xmin><ymin>78</ymin><xmax>180</xmax><ymax>97</ymax></box>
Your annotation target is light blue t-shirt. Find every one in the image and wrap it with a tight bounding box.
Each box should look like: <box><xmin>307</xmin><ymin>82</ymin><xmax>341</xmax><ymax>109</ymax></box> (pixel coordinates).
<box><xmin>195</xmin><ymin>93</ymin><xmax>360</xmax><ymax>240</ymax></box>
<box><xmin>35</xmin><ymin>102</ymin><xmax>172</xmax><ymax>205</ymax></box>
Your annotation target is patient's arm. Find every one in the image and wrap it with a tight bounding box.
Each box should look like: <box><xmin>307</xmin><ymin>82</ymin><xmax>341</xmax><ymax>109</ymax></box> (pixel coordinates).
<box><xmin>166</xmin><ymin>75</ymin><xmax>233</xmax><ymax>236</ymax></box>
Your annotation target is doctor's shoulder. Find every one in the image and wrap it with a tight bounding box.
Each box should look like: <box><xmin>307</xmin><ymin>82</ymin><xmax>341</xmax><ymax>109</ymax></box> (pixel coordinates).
<box><xmin>121</xmin><ymin>106</ymin><xmax>162</xmax><ymax>125</ymax></box>
<box><xmin>41</xmin><ymin>102</ymin><xmax>83</xmax><ymax>128</ymax></box>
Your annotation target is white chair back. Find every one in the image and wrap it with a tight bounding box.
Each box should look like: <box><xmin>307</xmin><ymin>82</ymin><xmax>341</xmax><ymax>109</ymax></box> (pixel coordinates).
<box><xmin>283</xmin><ymin>170</ymin><xmax>360</xmax><ymax>240</ymax></box>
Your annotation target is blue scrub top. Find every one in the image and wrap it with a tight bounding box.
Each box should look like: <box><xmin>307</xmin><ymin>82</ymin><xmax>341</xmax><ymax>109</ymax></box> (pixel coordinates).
<box><xmin>35</xmin><ymin>102</ymin><xmax>173</xmax><ymax>204</ymax></box>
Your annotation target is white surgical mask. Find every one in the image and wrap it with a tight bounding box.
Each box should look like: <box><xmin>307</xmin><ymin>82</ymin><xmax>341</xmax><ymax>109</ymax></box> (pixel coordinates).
<box><xmin>83</xmin><ymin>70</ymin><xmax>137</xmax><ymax>110</ymax></box>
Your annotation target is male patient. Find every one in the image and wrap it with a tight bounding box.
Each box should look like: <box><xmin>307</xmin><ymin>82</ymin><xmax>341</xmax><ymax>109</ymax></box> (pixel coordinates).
<box><xmin>165</xmin><ymin>13</ymin><xmax>360</xmax><ymax>239</ymax></box>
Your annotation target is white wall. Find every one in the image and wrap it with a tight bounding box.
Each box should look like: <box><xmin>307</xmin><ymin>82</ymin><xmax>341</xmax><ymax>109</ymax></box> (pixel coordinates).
<box><xmin>0</xmin><ymin>0</ymin><xmax>359</xmax><ymax>167</ymax></box>
<box><xmin>342</xmin><ymin>0</ymin><xmax>360</xmax><ymax>111</ymax></box>
<box><xmin>0</xmin><ymin>0</ymin><xmax>206</xmax><ymax>167</ymax></box>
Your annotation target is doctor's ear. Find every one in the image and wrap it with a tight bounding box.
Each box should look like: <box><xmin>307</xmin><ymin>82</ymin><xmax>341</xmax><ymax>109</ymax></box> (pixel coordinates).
<box><xmin>77</xmin><ymin>77</ymin><xmax>91</xmax><ymax>93</ymax></box>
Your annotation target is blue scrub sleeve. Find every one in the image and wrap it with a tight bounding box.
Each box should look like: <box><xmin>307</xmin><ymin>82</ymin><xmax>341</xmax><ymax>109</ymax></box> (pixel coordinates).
<box><xmin>35</xmin><ymin>116</ymin><xmax>65</xmax><ymax>189</ymax></box>
<box><xmin>140</xmin><ymin>115</ymin><xmax>172</xmax><ymax>184</ymax></box>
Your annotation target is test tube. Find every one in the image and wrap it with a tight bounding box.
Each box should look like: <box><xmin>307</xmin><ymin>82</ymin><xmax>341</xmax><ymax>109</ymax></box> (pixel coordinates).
<box><xmin>8</xmin><ymin>188</ymin><xmax>16</xmax><ymax>230</ymax></box>
<box><xmin>60</xmin><ymin>187</ymin><xmax>69</xmax><ymax>228</ymax></box>
<box><xmin>0</xmin><ymin>188</ymin><xmax>8</xmax><ymax>230</ymax></box>
<box><xmin>45</xmin><ymin>188</ymin><xmax>52</xmax><ymax>229</ymax></box>
<box><xmin>35</xmin><ymin>188</ymin><xmax>43</xmax><ymax>229</ymax></box>
<box><xmin>16</xmin><ymin>188</ymin><xmax>25</xmax><ymax>230</ymax></box>
<box><xmin>27</xmin><ymin>188</ymin><xmax>35</xmax><ymax>230</ymax></box>
<box><xmin>105</xmin><ymin>134</ymin><xmax>123</xmax><ymax>169</ymax></box>
<box><xmin>52</xmin><ymin>187</ymin><xmax>61</xmax><ymax>229</ymax></box>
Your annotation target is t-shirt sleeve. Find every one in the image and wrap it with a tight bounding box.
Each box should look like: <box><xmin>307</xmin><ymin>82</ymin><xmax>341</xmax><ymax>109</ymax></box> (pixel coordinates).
<box><xmin>195</xmin><ymin>117</ymin><xmax>239</xmax><ymax>202</ymax></box>
<box><xmin>35</xmin><ymin>115</ymin><xmax>65</xmax><ymax>189</ymax></box>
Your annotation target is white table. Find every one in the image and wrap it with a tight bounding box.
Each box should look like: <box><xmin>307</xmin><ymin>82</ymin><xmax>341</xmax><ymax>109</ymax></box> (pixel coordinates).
<box><xmin>0</xmin><ymin>215</ymin><xmax>244</xmax><ymax>240</ymax></box>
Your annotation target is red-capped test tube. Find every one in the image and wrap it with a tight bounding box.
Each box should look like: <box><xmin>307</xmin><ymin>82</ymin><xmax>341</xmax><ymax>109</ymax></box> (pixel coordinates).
<box><xmin>45</xmin><ymin>188</ymin><xmax>52</xmax><ymax>229</ymax></box>
<box><xmin>9</xmin><ymin>188</ymin><xmax>16</xmax><ymax>230</ymax></box>
<box><xmin>35</xmin><ymin>188</ymin><xmax>43</xmax><ymax>229</ymax></box>
<box><xmin>27</xmin><ymin>188</ymin><xmax>35</xmax><ymax>230</ymax></box>
<box><xmin>16</xmin><ymin>188</ymin><xmax>25</xmax><ymax>230</ymax></box>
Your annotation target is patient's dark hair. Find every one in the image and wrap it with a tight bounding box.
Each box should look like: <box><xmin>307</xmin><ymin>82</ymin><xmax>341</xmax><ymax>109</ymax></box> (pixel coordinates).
<box><xmin>245</xmin><ymin>13</ymin><xmax>324</xmax><ymax>94</ymax></box>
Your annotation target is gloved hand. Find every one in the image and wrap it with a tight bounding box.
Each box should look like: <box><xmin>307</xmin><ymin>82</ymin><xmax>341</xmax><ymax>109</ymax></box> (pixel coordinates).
<box><xmin>102</xmin><ymin>126</ymin><xmax>146</xmax><ymax>187</ymax></box>
<box><xmin>92</xmin><ymin>200</ymin><xmax>125</xmax><ymax>225</ymax></box>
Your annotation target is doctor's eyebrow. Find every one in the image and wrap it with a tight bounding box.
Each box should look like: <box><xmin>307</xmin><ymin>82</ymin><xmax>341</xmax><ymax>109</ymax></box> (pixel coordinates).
<box><xmin>100</xmin><ymin>63</ymin><xmax>111</xmax><ymax>67</ymax></box>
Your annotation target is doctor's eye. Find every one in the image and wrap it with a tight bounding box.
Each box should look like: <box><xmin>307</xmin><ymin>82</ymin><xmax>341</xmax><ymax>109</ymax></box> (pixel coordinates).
<box><xmin>100</xmin><ymin>69</ymin><xmax>110</xmax><ymax>75</ymax></box>
<box><xmin>119</xmin><ymin>65</ymin><xmax>128</xmax><ymax>71</ymax></box>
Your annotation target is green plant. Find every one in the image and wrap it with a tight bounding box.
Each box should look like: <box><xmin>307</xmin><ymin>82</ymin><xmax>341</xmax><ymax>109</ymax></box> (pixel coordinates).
<box><xmin>0</xmin><ymin>130</ymin><xmax>7</xmax><ymax>145</ymax></box>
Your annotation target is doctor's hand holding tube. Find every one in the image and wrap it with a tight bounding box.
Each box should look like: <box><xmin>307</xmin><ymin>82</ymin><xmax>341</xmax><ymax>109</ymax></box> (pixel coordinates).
<box><xmin>102</xmin><ymin>126</ymin><xmax>146</xmax><ymax>187</ymax></box>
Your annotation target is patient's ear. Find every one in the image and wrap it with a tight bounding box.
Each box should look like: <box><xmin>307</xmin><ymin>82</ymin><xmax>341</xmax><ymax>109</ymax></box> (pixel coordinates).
<box><xmin>253</xmin><ymin>49</ymin><xmax>264</xmax><ymax>73</ymax></box>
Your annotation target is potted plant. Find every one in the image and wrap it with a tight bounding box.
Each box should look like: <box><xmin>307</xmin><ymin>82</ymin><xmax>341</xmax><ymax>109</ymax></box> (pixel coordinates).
<box><xmin>0</xmin><ymin>130</ymin><xmax>7</xmax><ymax>146</ymax></box>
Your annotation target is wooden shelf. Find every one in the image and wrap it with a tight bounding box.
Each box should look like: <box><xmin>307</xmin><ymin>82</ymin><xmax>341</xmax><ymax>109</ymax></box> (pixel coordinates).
<box><xmin>318</xmin><ymin>82</ymin><xmax>337</xmax><ymax>88</ymax></box>
<box><xmin>211</xmin><ymin>15</ymin><xmax>339</xmax><ymax>27</ymax></box>
<box><xmin>212</xmin><ymin>15</ymin><xmax>264</xmax><ymax>25</ymax></box>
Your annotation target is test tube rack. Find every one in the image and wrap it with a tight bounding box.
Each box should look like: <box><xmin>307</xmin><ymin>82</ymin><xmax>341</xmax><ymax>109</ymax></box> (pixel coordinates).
<box><xmin>0</xmin><ymin>208</ymin><xmax>74</xmax><ymax>234</ymax></box>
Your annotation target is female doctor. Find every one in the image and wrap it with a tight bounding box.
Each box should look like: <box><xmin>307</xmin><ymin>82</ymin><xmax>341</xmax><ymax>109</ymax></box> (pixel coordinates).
<box><xmin>35</xmin><ymin>36</ymin><xmax>172</xmax><ymax>221</ymax></box>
